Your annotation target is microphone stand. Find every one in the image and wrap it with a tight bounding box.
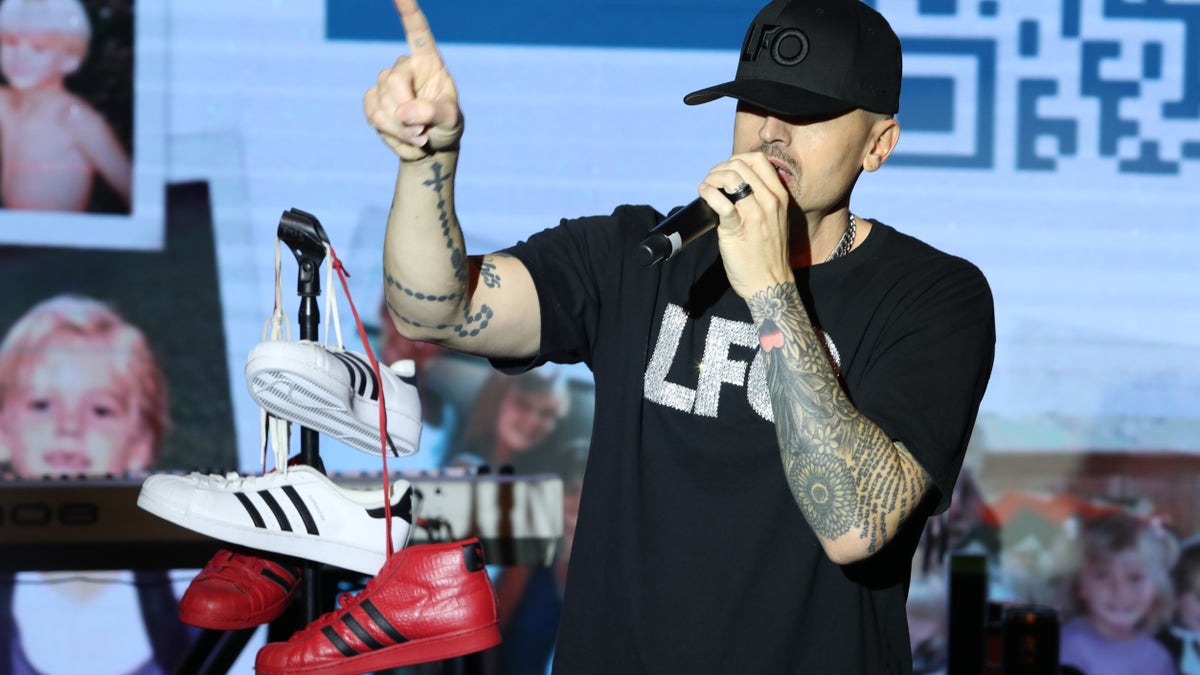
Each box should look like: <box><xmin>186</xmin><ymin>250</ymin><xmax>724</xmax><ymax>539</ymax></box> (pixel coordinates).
<box><xmin>272</xmin><ymin>208</ymin><xmax>330</xmax><ymax>631</ymax></box>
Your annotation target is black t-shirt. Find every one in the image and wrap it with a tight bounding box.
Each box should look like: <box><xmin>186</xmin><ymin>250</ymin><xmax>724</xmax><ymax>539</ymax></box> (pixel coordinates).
<box><xmin>500</xmin><ymin>205</ymin><xmax>995</xmax><ymax>674</ymax></box>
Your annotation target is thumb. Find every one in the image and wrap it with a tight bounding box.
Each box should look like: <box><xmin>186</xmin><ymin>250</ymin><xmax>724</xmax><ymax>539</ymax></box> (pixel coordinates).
<box><xmin>425</xmin><ymin>98</ymin><xmax>464</xmax><ymax>150</ymax></box>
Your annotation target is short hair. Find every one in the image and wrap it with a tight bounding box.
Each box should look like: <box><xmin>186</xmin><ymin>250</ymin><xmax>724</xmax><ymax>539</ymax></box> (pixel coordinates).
<box><xmin>0</xmin><ymin>294</ymin><xmax>170</xmax><ymax>456</ymax></box>
<box><xmin>0</xmin><ymin>0</ymin><xmax>91</xmax><ymax>60</ymax></box>
<box><xmin>1061</xmin><ymin>512</ymin><xmax>1178</xmax><ymax>633</ymax></box>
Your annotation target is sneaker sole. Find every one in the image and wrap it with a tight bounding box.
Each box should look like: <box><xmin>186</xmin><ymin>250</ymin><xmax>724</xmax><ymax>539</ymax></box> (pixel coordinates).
<box><xmin>179</xmin><ymin>595</ymin><xmax>294</xmax><ymax>631</ymax></box>
<box><xmin>246</xmin><ymin>357</ymin><xmax>420</xmax><ymax>458</ymax></box>
<box><xmin>256</xmin><ymin>623</ymin><xmax>502</xmax><ymax>675</ymax></box>
<box><xmin>136</xmin><ymin>487</ymin><xmax>393</xmax><ymax>576</ymax></box>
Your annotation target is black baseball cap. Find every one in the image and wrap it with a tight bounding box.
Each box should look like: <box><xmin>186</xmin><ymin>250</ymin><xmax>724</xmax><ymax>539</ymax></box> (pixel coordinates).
<box><xmin>684</xmin><ymin>0</ymin><xmax>902</xmax><ymax>118</ymax></box>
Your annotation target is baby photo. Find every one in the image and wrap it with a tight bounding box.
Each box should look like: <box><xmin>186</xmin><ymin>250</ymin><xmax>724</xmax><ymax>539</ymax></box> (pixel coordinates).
<box><xmin>0</xmin><ymin>0</ymin><xmax>132</xmax><ymax>214</ymax></box>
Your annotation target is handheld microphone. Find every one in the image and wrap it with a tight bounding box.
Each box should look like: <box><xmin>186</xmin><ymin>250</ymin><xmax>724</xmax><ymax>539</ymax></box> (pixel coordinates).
<box><xmin>636</xmin><ymin>183</ymin><xmax>753</xmax><ymax>266</ymax></box>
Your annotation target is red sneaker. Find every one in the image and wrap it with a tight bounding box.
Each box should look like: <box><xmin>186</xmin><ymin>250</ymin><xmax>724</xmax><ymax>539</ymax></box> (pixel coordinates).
<box><xmin>178</xmin><ymin>548</ymin><xmax>302</xmax><ymax>630</ymax></box>
<box><xmin>255</xmin><ymin>539</ymin><xmax>500</xmax><ymax>675</ymax></box>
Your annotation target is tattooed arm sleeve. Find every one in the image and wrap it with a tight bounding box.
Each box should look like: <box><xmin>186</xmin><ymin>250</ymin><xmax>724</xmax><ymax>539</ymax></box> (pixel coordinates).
<box><xmin>382</xmin><ymin>152</ymin><xmax>542</xmax><ymax>359</ymax></box>
<box><xmin>747</xmin><ymin>281</ymin><xmax>933</xmax><ymax>564</ymax></box>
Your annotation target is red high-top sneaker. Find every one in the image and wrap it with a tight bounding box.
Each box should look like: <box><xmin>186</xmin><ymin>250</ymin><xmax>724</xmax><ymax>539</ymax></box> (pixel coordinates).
<box><xmin>178</xmin><ymin>548</ymin><xmax>302</xmax><ymax>630</ymax></box>
<box><xmin>255</xmin><ymin>538</ymin><xmax>500</xmax><ymax>674</ymax></box>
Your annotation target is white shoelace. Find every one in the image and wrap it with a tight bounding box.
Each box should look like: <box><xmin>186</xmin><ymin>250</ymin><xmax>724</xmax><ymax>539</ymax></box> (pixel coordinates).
<box><xmin>256</xmin><ymin>235</ymin><xmax>359</xmax><ymax>476</ymax></box>
<box><xmin>192</xmin><ymin>470</ymin><xmax>281</xmax><ymax>490</ymax></box>
<box><xmin>258</xmin><ymin>238</ymin><xmax>296</xmax><ymax>475</ymax></box>
<box><xmin>322</xmin><ymin>242</ymin><xmax>345</xmax><ymax>350</ymax></box>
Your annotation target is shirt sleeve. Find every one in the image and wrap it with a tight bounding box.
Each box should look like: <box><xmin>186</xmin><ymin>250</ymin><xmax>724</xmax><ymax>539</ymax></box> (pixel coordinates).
<box><xmin>490</xmin><ymin>205</ymin><xmax>660</xmax><ymax>373</ymax></box>
<box><xmin>851</xmin><ymin>256</ymin><xmax>996</xmax><ymax>514</ymax></box>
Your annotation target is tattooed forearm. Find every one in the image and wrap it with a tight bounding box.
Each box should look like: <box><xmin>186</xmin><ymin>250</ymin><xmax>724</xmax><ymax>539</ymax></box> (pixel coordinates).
<box><xmin>385</xmin><ymin>296</ymin><xmax>494</xmax><ymax>339</ymax></box>
<box><xmin>384</xmin><ymin>253</ymin><xmax>510</xmax><ymax>340</ymax></box>
<box><xmin>421</xmin><ymin>161</ymin><xmax>469</xmax><ymax>286</ymax></box>
<box><xmin>384</xmin><ymin>159</ymin><xmax>504</xmax><ymax>341</ymax></box>
<box><xmin>748</xmin><ymin>282</ymin><xmax>929</xmax><ymax>556</ymax></box>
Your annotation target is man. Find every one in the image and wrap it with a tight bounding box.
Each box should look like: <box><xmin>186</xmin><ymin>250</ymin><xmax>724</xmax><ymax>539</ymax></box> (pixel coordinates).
<box><xmin>366</xmin><ymin>0</ymin><xmax>995</xmax><ymax>671</ymax></box>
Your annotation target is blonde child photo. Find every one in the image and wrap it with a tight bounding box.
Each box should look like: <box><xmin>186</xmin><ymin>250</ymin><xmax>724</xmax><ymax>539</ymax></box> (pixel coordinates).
<box><xmin>1059</xmin><ymin>512</ymin><xmax>1180</xmax><ymax>675</ymax></box>
<box><xmin>0</xmin><ymin>294</ymin><xmax>195</xmax><ymax>675</ymax></box>
<box><xmin>0</xmin><ymin>293</ymin><xmax>166</xmax><ymax>476</ymax></box>
<box><xmin>0</xmin><ymin>0</ymin><xmax>132</xmax><ymax>213</ymax></box>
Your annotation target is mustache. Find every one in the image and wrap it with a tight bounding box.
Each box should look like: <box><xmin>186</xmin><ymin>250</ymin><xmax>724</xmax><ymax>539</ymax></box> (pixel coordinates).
<box><xmin>756</xmin><ymin>143</ymin><xmax>799</xmax><ymax>177</ymax></box>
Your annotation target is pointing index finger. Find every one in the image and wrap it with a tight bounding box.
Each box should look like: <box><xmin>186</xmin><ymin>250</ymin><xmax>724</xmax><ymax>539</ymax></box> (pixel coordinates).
<box><xmin>393</xmin><ymin>0</ymin><xmax>439</xmax><ymax>55</ymax></box>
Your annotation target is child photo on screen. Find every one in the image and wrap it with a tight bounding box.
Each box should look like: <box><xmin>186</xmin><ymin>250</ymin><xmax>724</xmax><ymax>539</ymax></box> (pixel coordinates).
<box><xmin>0</xmin><ymin>0</ymin><xmax>131</xmax><ymax>213</ymax></box>
<box><xmin>0</xmin><ymin>293</ymin><xmax>166</xmax><ymax>476</ymax></box>
<box><xmin>1058</xmin><ymin>512</ymin><xmax>1179</xmax><ymax>675</ymax></box>
<box><xmin>0</xmin><ymin>294</ymin><xmax>195</xmax><ymax>675</ymax></box>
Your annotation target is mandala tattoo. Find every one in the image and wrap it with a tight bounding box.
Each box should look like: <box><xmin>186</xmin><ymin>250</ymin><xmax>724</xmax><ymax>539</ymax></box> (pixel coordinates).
<box><xmin>747</xmin><ymin>282</ymin><xmax>928</xmax><ymax>553</ymax></box>
<box><xmin>788</xmin><ymin>452</ymin><xmax>856</xmax><ymax>538</ymax></box>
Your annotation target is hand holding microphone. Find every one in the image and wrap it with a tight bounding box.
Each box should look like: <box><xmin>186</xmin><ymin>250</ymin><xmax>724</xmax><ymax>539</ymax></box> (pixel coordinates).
<box><xmin>636</xmin><ymin>182</ymin><xmax>754</xmax><ymax>267</ymax></box>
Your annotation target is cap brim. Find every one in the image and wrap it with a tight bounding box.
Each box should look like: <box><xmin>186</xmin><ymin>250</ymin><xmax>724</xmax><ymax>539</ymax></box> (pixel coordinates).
<box><xmin>683</xmin><ymin>79</ymin><xmax>854</xmax><ymax>119</ymax></box>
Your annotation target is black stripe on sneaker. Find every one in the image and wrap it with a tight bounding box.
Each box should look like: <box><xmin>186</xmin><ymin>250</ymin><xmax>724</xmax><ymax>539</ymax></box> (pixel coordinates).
<box><xmin>281</xmin><ymin>485</ymin><xmax>320</xmax><ymax>535</ymax></box>
<box><xmin>257</xmin><ymin>490</ymin><xmax>294</xmax><ymax>532</ymax></box>
<box><xmin>333</xmin><ymin>351</ymin><xmax>373</xmax><ymax>399</ymax></box>
<box><xmin>234</xmin><ymin>493</ymin><xmax>266</xmax><ymax>528</ymax></box>
<box><xmin>352</xmin><ymin>351</ymin><xmax>382</xmax><ymax>401</ymax></box>
<box><xmin>343</xmin><ymin>614</ymin><xmax>386</xmax><ymax>651</ymax></box>
<box><xmin>361</xmin><ymin>600</ymin><xmax>409</xmax><ymax>644</ymax></box>
<box><xmin>332</xmin><ymin>352</ymin><xmax>365</xmax><ymax>396</ymax></box>
<box><xmin>321</xmin><ymin>626</ymin><xmax>358</xmax><ymax>658</ymax></box>
<box><xmin>348</xmin><ymin>352</ymin><xmax>381</xmax><ymax>401</ymax></box>
<box><xmin>398</xmin><ymin>488</ymin><xmax>412</xmax><ymax>523</ymax></box>
<box><xmin>261</xmin><ymin>567</ymin><xmax>295</xmax><ymax>592</ymax></box>
<box><xmin>365</xmin><ymin>487</ymin><xmax>413</xmax><ymax>524</ymax></box>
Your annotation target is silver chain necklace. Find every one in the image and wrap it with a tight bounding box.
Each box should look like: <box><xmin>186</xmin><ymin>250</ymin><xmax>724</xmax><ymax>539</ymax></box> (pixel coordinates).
<box><xmin>824</xmin><ymin>214</ymin><xmax>857</xmax><ymax>262</ymax></box>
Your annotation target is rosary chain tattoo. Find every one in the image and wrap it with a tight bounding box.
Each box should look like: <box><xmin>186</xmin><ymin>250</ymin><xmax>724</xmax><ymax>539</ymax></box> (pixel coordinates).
<box><xmin>386</xmin><ymin>161</ymin><xmax>500</xmax><ymax>339</ymax></box>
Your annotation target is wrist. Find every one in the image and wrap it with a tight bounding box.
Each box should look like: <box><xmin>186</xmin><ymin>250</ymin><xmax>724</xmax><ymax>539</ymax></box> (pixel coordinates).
<box><xmin>733</xmin><ymin>271</ymin><xmax>795</xmax><ymax>304</ymax></box>
<box><xmin>398</xmin><ymin>142</ymin><xmax>460</xmax><ymax>164</ymax></box>
<box><xmin>745</xmin><ymin>280</ymin><xmax>804</xmax><ymax>324</ymax></box>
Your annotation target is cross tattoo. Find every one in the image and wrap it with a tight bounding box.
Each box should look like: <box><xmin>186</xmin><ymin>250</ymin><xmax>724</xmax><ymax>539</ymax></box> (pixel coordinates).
<box><xmin>423</xmin><ymin>161</ymin><xmax>451</xmax><ymax>194</ymax></box>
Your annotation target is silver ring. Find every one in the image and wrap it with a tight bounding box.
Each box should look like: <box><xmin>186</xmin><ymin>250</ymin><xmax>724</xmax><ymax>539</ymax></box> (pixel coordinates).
<box><xmin>726</xmin><ymin>182</ymin><xmax>753</xmax><ymax>203</ymax></box>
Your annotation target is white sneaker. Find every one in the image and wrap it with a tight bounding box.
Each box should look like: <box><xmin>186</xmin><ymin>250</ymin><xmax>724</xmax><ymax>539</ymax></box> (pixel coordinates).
<box><xmin>245</xmin><ymin>340</ymin><xmax>422</xmax><ymax>457</ymax></box>
<box><xmin>137</xmin><ymin>465</ymin><xmax>411</xmax><ymax>576</ymax></box>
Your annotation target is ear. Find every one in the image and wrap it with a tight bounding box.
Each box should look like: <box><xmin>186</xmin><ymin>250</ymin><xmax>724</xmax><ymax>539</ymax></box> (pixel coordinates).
<box><xmin>864</xmin><ymin>117</ymin><xmax>901</xmax><ymax>173</ymax></box>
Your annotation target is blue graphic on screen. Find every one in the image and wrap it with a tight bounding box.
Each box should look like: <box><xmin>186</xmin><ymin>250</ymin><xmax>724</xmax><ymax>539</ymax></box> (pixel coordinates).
<box><xmin>329</xmin><ymin>0</ymin><xmax>1200</xmax><ymax>175</ymax></box>
<box><xmin>891</xmin><ymin>38</ymin><xmax>996</xmax><ymax>169</ymax></box>
<box><xmin>325</xmin><ymin>0</ymin><xmax>755</xmax><ymax>50</ymax></box>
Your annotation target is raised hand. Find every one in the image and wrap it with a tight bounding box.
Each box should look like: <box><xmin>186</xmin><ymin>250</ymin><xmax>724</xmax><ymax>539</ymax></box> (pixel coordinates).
<box><xmin>364</xmin><ymin>0</ymin><xmax>463</xmax><ymax>160</ymax></box>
